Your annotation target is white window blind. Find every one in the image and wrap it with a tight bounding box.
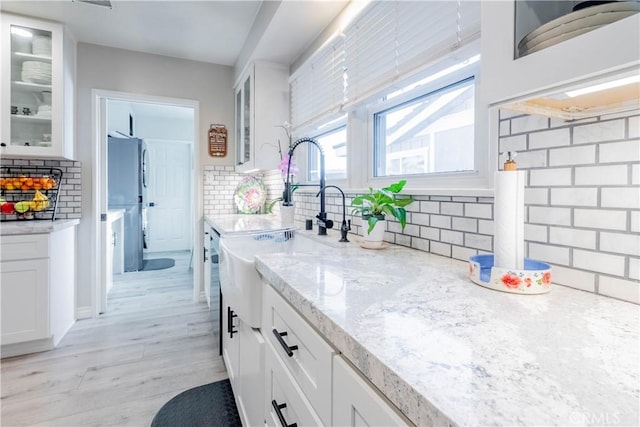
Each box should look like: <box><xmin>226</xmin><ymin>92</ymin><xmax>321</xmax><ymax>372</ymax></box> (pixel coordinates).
<box><xmin>290</xmin><ymin>0</ymin><xmax>480</xmax><ymax>130</ymax></box>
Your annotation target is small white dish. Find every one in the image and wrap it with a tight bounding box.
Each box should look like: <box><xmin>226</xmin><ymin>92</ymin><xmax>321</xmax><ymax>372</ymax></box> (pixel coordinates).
<box><xmin>357</xmin><ymin>239</ymin><xmax>389</xmax><ymax>250</ymax></box>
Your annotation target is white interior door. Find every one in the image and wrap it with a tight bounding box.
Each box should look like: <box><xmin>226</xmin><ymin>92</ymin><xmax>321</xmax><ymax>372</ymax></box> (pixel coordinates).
<box><xmin>145</xmin><ymin>139</ymin><xmax>191</xmax><ymax>253</ymax></box>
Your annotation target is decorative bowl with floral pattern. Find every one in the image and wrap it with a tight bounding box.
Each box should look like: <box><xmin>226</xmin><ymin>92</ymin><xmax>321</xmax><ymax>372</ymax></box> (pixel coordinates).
<box><xmin>469</xmin><ymin>254</ymin><xmax>552</xmax><ymax>295</ymax></box>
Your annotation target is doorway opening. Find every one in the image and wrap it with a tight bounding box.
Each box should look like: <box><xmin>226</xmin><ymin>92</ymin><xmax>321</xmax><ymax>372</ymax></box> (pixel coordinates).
<box><xmin>93</xmin><ymin>90</ymin><xmax>201</xmax><ymax>316</ymax></box>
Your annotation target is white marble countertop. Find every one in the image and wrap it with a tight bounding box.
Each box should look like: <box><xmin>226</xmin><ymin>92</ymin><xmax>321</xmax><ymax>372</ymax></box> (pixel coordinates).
<box><xmin>0</xmin><ymin>219</ymin><xmax>80</xmax><ymax>235</ymax></box>
<box><xmin>205</xmin><ymin>214</ymin><xmax>293</xmax><ymax>236</ymax></box>
<box><xmin>255</xmin><ymin>229</ymin><xmax>640</xmax><ymax>426</ymax></box>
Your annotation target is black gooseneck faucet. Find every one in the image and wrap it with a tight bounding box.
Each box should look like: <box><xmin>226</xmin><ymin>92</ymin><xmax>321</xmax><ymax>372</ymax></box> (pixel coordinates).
<box><xmin>285</xmin><ymin>137</ymin><xmax>332</xmax><ymax>235</ymax></box>
<box><xmin>316</xmin><ymin>185</ymin><xmax>351</xmax><ymax>242</ymax></box>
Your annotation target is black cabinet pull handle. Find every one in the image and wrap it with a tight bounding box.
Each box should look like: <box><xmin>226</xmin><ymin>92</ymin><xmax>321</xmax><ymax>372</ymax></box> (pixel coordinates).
<box><xmin>272</xmin><ymin>328</ymin><xmax>298</xmax><ymax>357</ymax></box>
<box><xmin>227</xmin><ymin>306</ymin><xmax>237</xmax><ymax>338</ymax></box>
<box><xmin>203</xmin><ymin>247</ymin><xmax>208</xmax><ymax>263</ymax></box>
<box><xmin>272</xmin><ymin>400</ymin><xmax>297</xmax><ymax>427</ymax></box>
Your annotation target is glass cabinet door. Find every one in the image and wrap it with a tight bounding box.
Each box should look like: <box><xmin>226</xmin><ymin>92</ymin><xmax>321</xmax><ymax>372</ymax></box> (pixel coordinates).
<box><xmin>8</xmin><ymin>23</ymin><xmax>53</xmax><ymax>148</ymax></box>
<box><xmin>242</xmin><ymin>73</ymin><xmax>251</xmax><ymax>164</ymax></box>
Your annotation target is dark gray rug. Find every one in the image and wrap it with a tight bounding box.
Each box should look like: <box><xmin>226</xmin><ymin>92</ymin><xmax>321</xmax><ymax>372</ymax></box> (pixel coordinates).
<box><xmin>142</xmin><ymin>258</ymin><xmax>175</xmax><ymax>271</ymax></box>
<box><xmin>151</xmin><ymin>379</ymin><xmax>240</xmax><ymax>427</ymax></box>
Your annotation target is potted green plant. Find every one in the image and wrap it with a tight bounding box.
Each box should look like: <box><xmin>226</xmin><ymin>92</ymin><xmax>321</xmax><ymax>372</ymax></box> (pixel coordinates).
<box><xmin>351</xmin><ymin>180</ymin><xmax>414</xmax><ymax>247</ymax></box>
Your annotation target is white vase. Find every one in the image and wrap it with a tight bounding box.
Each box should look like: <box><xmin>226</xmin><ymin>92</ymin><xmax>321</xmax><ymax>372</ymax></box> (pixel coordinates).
<box><xmin>361</xmin><ymin>216</ymin><xmax>386</xmax><ymax>247</ymax></box>
<box><xmin>280</xmin><ymin>204</ymin><xmax>295</xmax><ymax>226</ymax></box>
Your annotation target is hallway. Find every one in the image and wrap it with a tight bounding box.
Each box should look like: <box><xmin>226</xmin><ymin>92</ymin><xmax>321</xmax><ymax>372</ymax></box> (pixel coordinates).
<box><xmin>1</xmin><ymin>250</ymin><xmax>226</xmax><ymax>426</ymax></box>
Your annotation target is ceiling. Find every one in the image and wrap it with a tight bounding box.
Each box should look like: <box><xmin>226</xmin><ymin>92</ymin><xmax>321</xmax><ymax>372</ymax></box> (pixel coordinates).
<box><xmin>0</xmin><ymin>0</ymin><xmax>347</xmax><ymax>67</ymax></box>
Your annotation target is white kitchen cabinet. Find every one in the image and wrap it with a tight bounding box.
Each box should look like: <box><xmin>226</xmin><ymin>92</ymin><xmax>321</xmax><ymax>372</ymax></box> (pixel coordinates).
<box><xmin>0</xmin><ymin>13</ymin><xmax>75</xmax><ymax>159</ymax></box>
<box><xmin>222</xmin><ymin>301</ymin><xmax>265</xmax><ymax>427</ymax></box>
<box><xmin>333</xmin><ymin>355</ymin><xmax>412</xmax><ymax>427</ymax></box>
<box><xmin>1</xmin><ymin>227</ymin><xmax>76</xmax><ymax>357</ymax></box>
<box><xmin>235</xmin><ymin>61</ymin><xmax>289</xmax><ymax>172</ymax></box>
<box><xmin>480</xmin><ymin>1</ymin><xmax>640</xmax><ymax>107</ymax></box>
<box><xmin>262</xmin><ymin>284</ymin><xmax>334</xmax><ymax>425</ymax></box>
<box><xmin>203</xmin><ymin>223</ymin><xmax>212</xmax><ymax>308</ymax></box>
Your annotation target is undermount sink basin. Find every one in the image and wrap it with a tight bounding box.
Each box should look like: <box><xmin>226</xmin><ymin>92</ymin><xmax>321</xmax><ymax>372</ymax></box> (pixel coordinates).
<box><xmin>219</xmin><ymin>231</ymin><xmax>320</xmax><ymax>328</ymax></box>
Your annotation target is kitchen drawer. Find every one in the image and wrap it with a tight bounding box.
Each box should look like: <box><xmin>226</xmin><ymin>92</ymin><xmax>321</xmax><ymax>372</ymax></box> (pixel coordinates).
<box><xmin>1</xmin><ymin>234</ymin><xmax>49</xmax><ymax>261</ymax></box>
<box><xmin>265</xmin><ymin>340</ymin><xmax>324</xmax><ymax>427</ymax></box>
<box><xmin>262</xmin><ymin>285</ymin><xmax>335</xmax><ymax>425</ymax></box>
<box><xmin>333</xmin><ymin>355</ymin><xmax>413</xmax><ymax>427</ymax></box>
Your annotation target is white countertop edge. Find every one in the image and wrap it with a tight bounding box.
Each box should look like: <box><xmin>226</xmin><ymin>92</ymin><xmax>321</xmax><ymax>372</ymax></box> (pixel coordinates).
<box><xmin>0</xmin><ymin>218</ymin><xmax>80</xmax><ymax>235</ymax></box>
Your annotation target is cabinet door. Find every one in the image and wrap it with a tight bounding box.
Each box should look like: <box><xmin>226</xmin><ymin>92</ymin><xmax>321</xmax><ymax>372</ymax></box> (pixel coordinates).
<box><xmin>1</xmin><ymin>258</ymin><xmax>49</xmax><ymax>345</ymax></box>
<box><xmin>332</xmin><ymin>356</ymin><xmax>411</xmax><ymax>427</ymax></box>
<box><xmin>0</xmin><ymin>13</ymin><xmax>65</xmax><ymax>158</ymax></box>
<box><xmin>237</xmin><ymin>321</ymin><xmax>265</xmax><ymax>427</ymax></box>
<box><xmin>222</xmin><ymin>303</ymin><xmax>240</xmax><ymax>393</ymax></box>
<box><xmin>203</xmin><ymin>226</ymin><xmax>211</xmax><ymax>308</ymax></box>
<box><xmin>235</xmin><ymin>67</ymin><xmax>254</xmax><ymax>172</ymax></box>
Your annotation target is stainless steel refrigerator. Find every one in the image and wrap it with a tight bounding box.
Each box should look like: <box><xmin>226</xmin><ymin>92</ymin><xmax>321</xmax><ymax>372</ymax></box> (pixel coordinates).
<box><xmin>108</xmin><ymin>136</ymin><xmax>148</xmax><ymax>272</ymax></box>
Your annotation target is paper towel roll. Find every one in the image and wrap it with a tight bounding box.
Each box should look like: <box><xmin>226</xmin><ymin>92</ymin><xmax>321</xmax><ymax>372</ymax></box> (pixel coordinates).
<box><xmin>494</xmin><ymin>171</ymin><xmax>525</xmax><ymax>270</ymax></box>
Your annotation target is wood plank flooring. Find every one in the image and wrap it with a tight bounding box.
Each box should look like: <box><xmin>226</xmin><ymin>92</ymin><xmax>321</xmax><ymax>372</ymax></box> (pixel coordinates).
<box><xmin>1</xmin><ymin>251</ymin><xmax>227</xmax><ymax>427</ymax></box>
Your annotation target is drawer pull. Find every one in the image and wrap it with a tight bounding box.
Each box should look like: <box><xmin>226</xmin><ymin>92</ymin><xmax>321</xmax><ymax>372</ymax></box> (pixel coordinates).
<box><xmin>272</xmin><ymin>400</ymin><xmax>297</xmax><ymax>427</ymax></box>
<box><xmin>273</xmin><ymin>328</ymin><xmax>298</xmax><ymax>357</ymax></box>
<box><xmin>227</xmin><ymin>306</ymin><xmax>237</xmax><ymax>338</ymax></box>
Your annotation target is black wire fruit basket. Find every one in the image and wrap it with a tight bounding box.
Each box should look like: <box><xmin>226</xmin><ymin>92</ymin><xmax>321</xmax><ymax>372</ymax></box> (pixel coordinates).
<box><xmin>0</xmin><ymin>166</ymin><xmax>63</xmax><ymax>221</ymax></box>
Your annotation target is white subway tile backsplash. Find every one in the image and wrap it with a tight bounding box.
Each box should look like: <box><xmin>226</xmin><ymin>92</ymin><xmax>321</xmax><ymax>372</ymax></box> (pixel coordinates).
<box><xmin>412</xmin><ymin>237</ymin><xmax>430</xmax><ymax>253</ymax></box>
<box><xmin>440</xmin><ymin>229</ymin><xmax>464</xmax><ymax>245</ymax></box>
<box><xmin>550</xmin><ymin>265</ymin><xmax>595</xmax><ymax>293</ymax></box>
<box><xmin>528</xmin><ymin>128</ymin><xmax>571</xmax><ymax>149</ymax></box>
<box><xmin>549</xmin><ymin>145</ymin><xmax>596</xmax><ymax>166</ymax></box>
<box><xmin>529</xmin><ymin>206</ymin><xmax>571</xmax><ymax>226</ymax></box>
<box><xmin>411</xmin><ymin>212</ymin><xmax>430</xmax><ymax>226</ymax></box>
<box><xmin>631</xmin><ymin>211</ymin><xmax>640</xmax><ymax>233</ymax></box>
<box><xmin>430</xmin><ymin>241</ymin><xmax>451</xmax><ymax>257</ymax></box>
<box><xmin>499</xmin><ymin>120</ymin><xmax>510</xmax><ymax>137</ymax></box>
<box><xmin>452</xmin><ymin>245</ymin><xmax>478</xmax><ymax>261</ymax></box>
<box><xmin>430</xmin><ymin>215</ymin><xmax>451</xmax><ymax>229</ymax></box>
<box><xmin>629</xmin><ymin>258</ymin><xmax>640</xmax><ymax>280</ymax></box>
<box><xmin>632</xmin><ymin>164</ymin><xmax>639</xmax><ymax>185</ymax></box>
<box><xmin>513</xmin><ymin>150</ymin><xmax>547</xmax><ymax>169</ymax></box>
<box><xmin>464</xmin><ymin>203</ymin><xmax>492</xmax><ymax>219</ymax></box>
<box><xmin>465</xmin><ymin>233</ymin><xmax>492</xmax><ymax>251</ymax></box>
<box><xmin>575</xmin><ymin>164</ymin><xmax>629</xmax><ymax>185</ymax></box>
<box><xmin>598</xmin><ymin>276</ymin><xmax>640</xmax><ymax>304</ymax></box>
<box><xmin>421</xmin><ymin>226</ymin><xmax>440</xmax><ymax>241</ymax></box>
<box><xmin>550</xmin><ymin>187</ymin><xmax>598</xmax><ymax>207</ymax></box>
<box><xmin>574</xmin><ymin>209</ymin><xmax>627</xmax><ymax>230</ymax></box>
<box><xmin>511</xmin><ymin>114</ymin><xmax>549</xmax><ymax>134</ymax></box>
<box><xmin>499</xmin><ymin>135</ymin><xmax>527</xmax><ymax>152</ymax></box>
<box><xmin>599</xmin><ymin>140</ymin><xmax>640</xmax><ymax>163</ymax></box>
<box><xmin>573</xmin><ymin>119</ymin><xmax>625</xmax><ymax>144</ymax></box>
<box><xmin>524</xmin><ymin>223</ymin><xmax>548</xmax><ymax>242</ymax></box>
<box><xmin>574</xmin><ymin>250</ymin><xmax>626</xmax><ymax>276</ymax></box>
<box><xmin>524</xmin><ymin>188</ymin><xmax>549</xmax><ymax>205</ymax></box>
<box><xmin>441</xmin><ymin>202</ymin><xmax>463</xmax><ymax>216</ymax></box>
<box><xmin>420</xmin><ymin>201</ymin><xmax>440</xmax><ymax>214</ymax></box>
<box><xmin>601</xmin><ymin>187</ymin><xmax>640</xmax><ymax>209</ymax></box>
<box><xmin>452</xmin><ymin>217</ymin><xmax>478</xmax><ymax>233</ymax></box>
<box><xmin>549</xmin><ymin>227</ymin><xmax>596</xmax><ymax>249</ymax></box>
<box><xmin>629</xmin><ymin>116</ymin><xmax>639</xmax><ymax>139</ymax></box>
<box><xmin>529</xmin><ymin>168</ymin><xmax>572</xmax><ymax>186</ymax></box>
<box><xmin>529</xmin><ymin>242</ymin><xmax>570</xmax><ymax>265</ymax></box>
<box><xmin>478</xmin><ymin>219</ymin><xmax>494</xmax><ymax>236</ymax></box>
<box><xmin>600</xmin><ymin>232</ymin><xmax>640</xmax><ymax>256</ymax></box>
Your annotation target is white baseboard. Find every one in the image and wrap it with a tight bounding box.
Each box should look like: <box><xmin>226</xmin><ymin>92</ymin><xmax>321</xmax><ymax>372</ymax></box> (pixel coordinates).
<box><xmin>75</xmin><ymin>306</ymin><xmax>93</xmax><ymax>319</ymax></box>
<box><xmin>1</xmin><ymin>337</ymin><xmax>53</xmax><ymax>359</ymax></box>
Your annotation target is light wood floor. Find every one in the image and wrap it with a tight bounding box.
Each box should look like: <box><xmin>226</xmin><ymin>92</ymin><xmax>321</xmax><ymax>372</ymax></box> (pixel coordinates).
<box><xmin>1</xmin><ymin>251</ymin><xmax>227</xmax><ymax>427</ymax></box>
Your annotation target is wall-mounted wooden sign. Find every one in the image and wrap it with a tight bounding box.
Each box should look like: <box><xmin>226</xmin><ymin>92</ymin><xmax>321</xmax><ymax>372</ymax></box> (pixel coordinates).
<box><xmin>208</xmin><ymin>124</ymin><xmax>227</xmax><ymax>157</ymax></box>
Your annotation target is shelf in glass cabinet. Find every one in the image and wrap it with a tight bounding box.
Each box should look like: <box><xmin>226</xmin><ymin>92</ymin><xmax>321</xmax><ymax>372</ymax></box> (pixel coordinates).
<box><xmin>11</xmin><ymin>81</ymin><xmax>52</xmax><ymax>92</ymax></box>
<box><xmin>11</xmin><ymin>114</ymin><xmax>51</xmax><ymax>124</ymax></box>
<box><xmin>12</xmin><ymin>51</ymin><xmax>52</xmax><ymax>64</ymax></box>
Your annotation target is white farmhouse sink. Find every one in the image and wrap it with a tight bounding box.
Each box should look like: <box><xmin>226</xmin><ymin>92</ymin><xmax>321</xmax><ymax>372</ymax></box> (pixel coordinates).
<box><xmin>219</xmin><ymin>232</ymin><xmax>320</xmax><ymax>328</ymax></box>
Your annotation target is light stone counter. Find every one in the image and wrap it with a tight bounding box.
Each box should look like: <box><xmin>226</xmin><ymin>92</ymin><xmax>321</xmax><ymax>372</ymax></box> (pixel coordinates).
<box><xmin>255</xmin><ymin>229</ymin><xmax>639</xmax><ymax>426</ymax></box>
<box><xmin>0</xmin><ymin>219</ymin><xmax>80</xmax><ymax>235</ymax></box>
<box><xmin>205</xmin><ymin>214</ymin><xmax>292</xmax><ymax>236</ymax></box>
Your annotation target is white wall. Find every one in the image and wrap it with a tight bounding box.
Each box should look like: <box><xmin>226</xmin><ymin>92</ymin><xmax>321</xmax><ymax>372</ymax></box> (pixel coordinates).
<box><xmin>107</xmin><ymin>100</ymin><xmax>133</xmax><ymax>135</ymax></box>
<box><xmin>135</xmin><ymin>115</ymin><xmax>193</xmax><ymax>141</ymax></box>
<box><xmin>75</xmin><ymin>43</ymin><xmax>235</xmax><ymax>313</ymax></box>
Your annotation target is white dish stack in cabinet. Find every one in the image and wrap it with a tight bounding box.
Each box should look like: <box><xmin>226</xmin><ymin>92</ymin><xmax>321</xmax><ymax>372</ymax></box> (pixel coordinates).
<box><xmin>234</xmin><ymin>61</ymin><xmax>289</xmax><ymax>172</ymax></box>
<box><xmin>0</xmin><ymin>13</ymin><xmax>75</xmax><ymax>159</ymax></box>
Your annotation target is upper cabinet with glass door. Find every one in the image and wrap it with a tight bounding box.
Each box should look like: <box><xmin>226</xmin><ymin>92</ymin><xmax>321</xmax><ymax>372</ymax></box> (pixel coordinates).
<box><xmin>234</xmin><ymin>61</ymin><xmax>289</xmax><ymax>172</ymax></box>
<box><xmin>481</xmin><ymin>1</ymin><xmax>640</xmax><ymax>116</ymax></box>
<box><xmin>1</xmin><ymin>13</ymin><xmax>74</xmax><ymax>159</ymax></box>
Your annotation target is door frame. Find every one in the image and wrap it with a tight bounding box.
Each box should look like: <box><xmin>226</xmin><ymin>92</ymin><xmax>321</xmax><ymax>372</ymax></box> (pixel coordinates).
<box><xmin>91</xmin><ymin>89</ymin><xmax>201</xmax><ymax>316</ymax></box>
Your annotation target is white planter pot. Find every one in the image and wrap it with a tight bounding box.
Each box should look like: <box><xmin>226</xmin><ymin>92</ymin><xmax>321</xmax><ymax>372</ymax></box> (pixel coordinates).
<box><xmin>361</xmin><ymin>216</ymin><xmax>386</xmax><ymax>247</ymax></box>
<box><xmin>280</xmin><ymin>204</ymin><xmax>295</xmax><ymax>226</ymax></box>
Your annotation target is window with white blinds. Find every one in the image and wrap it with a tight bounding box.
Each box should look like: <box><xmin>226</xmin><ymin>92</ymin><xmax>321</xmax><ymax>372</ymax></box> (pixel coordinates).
<box><xmin>289</xmin><ymin>0</ymin><xmax>481</xmax><ymax>130</ymax></box>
